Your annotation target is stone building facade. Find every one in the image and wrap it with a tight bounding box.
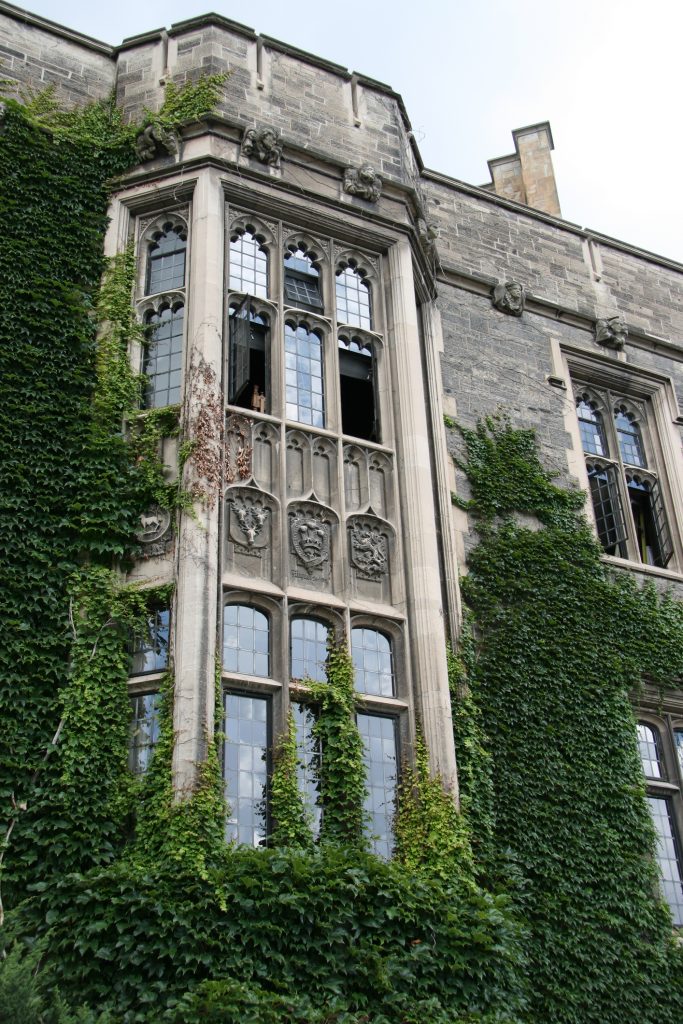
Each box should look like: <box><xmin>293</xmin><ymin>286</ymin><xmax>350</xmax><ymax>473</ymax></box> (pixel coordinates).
<box><xmin>2</xmin><ymin>1</ymin><xmax>683</xmax><ymax>919</ymax></box>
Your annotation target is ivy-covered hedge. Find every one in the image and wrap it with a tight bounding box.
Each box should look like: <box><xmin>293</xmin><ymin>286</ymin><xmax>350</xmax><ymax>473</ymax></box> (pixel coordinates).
<box><xmin>451</xmin><ymin>419</ymin><xmax>683</xmax><ymax>1024</ymax></box>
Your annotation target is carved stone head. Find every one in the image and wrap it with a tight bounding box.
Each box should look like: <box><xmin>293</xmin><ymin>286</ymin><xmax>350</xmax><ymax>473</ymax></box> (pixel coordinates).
<box><xmin>241</xmin><ymin>126</ymin><xmax>283</xmax><ymax>168</ymax></box>
<box><xmin>595</xmin><ymin>315</ymin><xmax>628</xmax><ymax>351</ymax></box>
<box><xmin>343</xmin><ymin>164</ymin><xmax>382</xmax><ymax>203</ymax></box>
<box><xmin>492</xmin><ymin>280</ymin><xmax>525</xmax><ymax>317</ymax></box>
<box><xmin>135</xmin><ymin>123</ymin><xmax>179</xmax><ymax>163</ymax></box>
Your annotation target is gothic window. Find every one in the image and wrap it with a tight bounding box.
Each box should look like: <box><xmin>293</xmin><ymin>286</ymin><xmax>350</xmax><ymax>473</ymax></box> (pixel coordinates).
<box><xmin>290</xmin><ymin>617</ymin><xmax>328</xmax><ymax>681</ymax></box>
<box><xmin>351</xmin><ymin>628</ymin><xmax>394</xmax><ymax>697</ymax></box>
<box><xmin>574</xmin><ymin>386</ymin><xmax>673</xmax><ymax>568</ymax></box>
<box><xmin>228</xmin><ymin>300</ymin><xmax>269</xmax><ymax>412</ymax></box>
<box><xmin>357</xmin><ymin>712</ymin><xmax>398</xmax><ymax>859</ymax></box>
<box><xmin>638</xmin><ymin>719</ymin><xmax>683</xmax><ymax>926</ymax></box>
<box><xmin>229</xmin><ymin>227</ymin><xmax>268</xmax><ymax>298</ymax></box>
<box><xmin>143</xmin><ymin>302</ymin><xmax>184</xmax><ymax>408</ymax></box>
<box><xmin>129</xmin><ymin>608</ymin><xmax>170</xmax><ymax>675</ymax></box>
<box><xmin>336</xmin><ymin>262</ymin><xmax>372</xmax><ymax>330</ymax></box>
<box><xmin>223</xmin><ymin>604</ymin><xmax>270</xmax><ymax>678</ymax></box>
<box><xmin>223</xmin><ymin>692</ymin><xmax>269</xmax><ymax>846</ymax></box>
<box><xmin>293</xmin><ymin>702</ymin><xmax>322</xmax><ymax>835</ymax></box>
<box><xmin>128</xmin><ymin>693</ymin><xmax>161</xmax><ymax>774</ymax></box>
<box><xmin>146</xmin><ymin>223</ymin><xmax>187</xmax><ymax>295</ymax></box>
<box><xmin>676</xmin><ymin>730</ymin><xmax>683</xmax><ymax>775</ymax></box>
<box><xmin>284</xmin><ymin>247</ymin><xmax>323</xmax><ymax>311</ymax></box>
<box><xmin>338</xmin><ymin>334</ymin><xmax>378</xmax><ymax>442</ymax></box>
<box><xmin>285</xmin><ymin>321</ymin><xmax>324</xmax><ymax>427</ymax></box>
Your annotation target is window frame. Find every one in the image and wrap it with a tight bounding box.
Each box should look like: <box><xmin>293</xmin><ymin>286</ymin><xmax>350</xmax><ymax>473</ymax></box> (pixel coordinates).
<box><xmin>563</xmin><ymin>350</ymin><xmax>683</xmax><ymax>574</ymax></box>
<box><xmin>636</xmin><ymin>702</ymin><xmax>683</xmax><ymax>927</ymax></box>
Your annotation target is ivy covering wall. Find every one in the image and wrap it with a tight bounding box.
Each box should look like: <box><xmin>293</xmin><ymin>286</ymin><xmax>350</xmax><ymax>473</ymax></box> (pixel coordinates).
<box><xmin>1</xmin><ymin>88</ymin><xmax>682</xmax><ymax>1023</ymax></box>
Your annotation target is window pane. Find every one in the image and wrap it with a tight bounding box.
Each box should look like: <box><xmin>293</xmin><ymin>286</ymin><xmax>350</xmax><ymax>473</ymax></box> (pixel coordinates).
<box><xmin>675</xmin><ymin>730</ymin><xmax>683</xmax><ymax>775</ymax></box>
<box><xmin>143</xmin><ymin>305</ymin><xmax>184</xmax><ymax>408</ymax></box>
<box><xmin>351</xmin><ymin>628</ymin><xmax>394</xmax><ymax>696</ymax></box>
<box><xmin>283</xmin><ymin>249</ymin><xmax>322</xmax><ymax>310</ymax></box>
<box><xmin>336</xmin><ymin>266</ymin><xmax>372</xmax><ymax>330</ymax></box>
<box><xmin>637</xmin><ymin>722</ymin><xmax>664</xmax><ymax>779</ymax></box>
<box><xmin>586</xmin><ymin>462</ymin><xmax>627</xmax><ymax>554</ymax></box>
<box><xmin>576</xmin><ymin>396</ymin><xmax>608</xmax><ymax>457</ymax></box>
<box><xmin>290</xmin><ymin>618</ymin><xmax>328</xmax><ymax>681</ymax></box>
<box><xmin>147</xmin><ymin>227</ymin><xmax>186</xmax><ymax>295</ymax></box>
<box><xmin>646</xmin><ymin>795</ymin><xmax>683</xmax><ymax>926</ymax></box>
<box><xmin>222</xmin><ymin>605</ymin><xmax>270</xmax><ymax>678</ymax></box>
<box><xmin>615</xmin><ymin>406</ymin><xmax>646</xmax><ymax>468</ymax></box>
<box><xmin>130</xmin><ymin>609</ymin><xmax>169</xmax><ymax>675</ymax></box>
<box><xmin>357</xmin><ymin>713</ymin><xmax>398</xmax><ymax>859</ymax></box>
<box><xmin>229</xmin><ymin>231</ymin><xmax>268</xmax><ymax>298</ymax></box>
<box><xmin>284</xmin><ymin>323</ymin><xmax>324</xmax><ymax>427</ymax></box>
<box><xmin>129</xmin><ymin>693</ymin><xmax>162</xmax><ymax>774</ymax></box>
<box><xmin>293</xmin><ymin>703</ymin><xmax>321</xmax><ymax>836</ymax></box>
<box><xmin>224</xmin><ymin>693</ymin><xmax>269</xmax><ymax>846</ymax></box>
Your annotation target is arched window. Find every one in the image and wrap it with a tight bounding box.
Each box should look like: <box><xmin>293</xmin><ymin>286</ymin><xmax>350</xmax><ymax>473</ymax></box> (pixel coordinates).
<box><xmin>614</xmin><ymin>405</ymin><xmax>646</xmax><ymax>467</ymax></box>
<box><xmin>146</xmin><ymin>223</ymin><xmax>187</xmax><ymax>295</ymax></box>
<box><xmin>351</xmin><ymin>627</ymin><xmax>394</xmax><ymax>696</ymax></box>
<box><xmin>223</xmin><ymin>604</ymin><xmax>270</xmax><ymax>677</ymax></box>
<box><xmin>576</xmin><ymin>394</ymin><xmax>607</xmax><ymax>457</ymax></box>
<box><xmin>229</xmin><ymin>228</ymin><xmax>268</xmax><ymax>298</ymax></box>
<box><xmin>285</xmin><ymin>321</ymin><xmax>324</xmax><ymax>427</ymax></box>
<box><xmin>290</xmin><ymin>617</ymin><xmax>328</xmax><ymax>681</ymax></box>
<box><xmin>143</xmin><ymin>303</ymin><xmax>184</xmax><ymax>408</ymax></box>
<box><xmin>338</xmin><ymin>334</ymin><xmax>378</xmax><ymax>441</ymax></box>
<box><xmin>336</xmin><ymin>263</ymin><xmax>371</xmax><ymax>330</ymax></box>
<box><xmin>284</xmin><ymin>247</ymin><xmax>323</xmax><ymax>311</ymax></box>
<box><xmin>228</xmin><ymin>300</ymin><xmax>269</xmax><ymax>411</ymax></box>
<box><xmin>637</xmin><ymin>721</ymin><xmax>664</xmax><ymax>779</ymax></box>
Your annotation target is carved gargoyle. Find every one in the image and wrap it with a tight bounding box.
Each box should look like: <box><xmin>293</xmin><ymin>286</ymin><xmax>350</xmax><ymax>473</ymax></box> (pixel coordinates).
<box><xmin>343</xmin><ymin>163</ymin><xmax>382</xmax><ymax>203</ymax></box>
<box><xmin>135</xmin><ymin>122</ymin><xmax>179</xmax><ymax>163</ymax></box>
<box><xmin>417</xmin><ymin>217</ymin><xmax>439</xmax><ymax>254</ymax></box>
<box><xmin>241</xmin><ymin>126</ymin><xmax>283</xmax><ymax>168</ymax></box>
<box><xmin>595</xmin><ymin>315</ymin><xmax>627</xmax><ymax>351</ymax></box>
<box><xmin>492</xmin><ymin>280</ymin><xmax>525</xmax><ymax>317</ymax></box>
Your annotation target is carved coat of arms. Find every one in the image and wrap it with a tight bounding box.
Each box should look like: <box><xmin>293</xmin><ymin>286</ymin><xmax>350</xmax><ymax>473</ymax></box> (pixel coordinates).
<box><xmin>290</xmin><ymin>508</ymin><xmax>331</xmax><ymax>578</ymax></box>
<box><xmin>229</xmin><ymin>495</ymin><xmax>271</xmax><ymax>556</ymax></box>
<box><xmin>349</xmin><ymin>520</ymin><xmax>388</xmax><ymax>580</ymax></box>
<box><xmin>135</xmin><ymin>505</ymin><xmax>172</xmax><ymax>558</ymax></box>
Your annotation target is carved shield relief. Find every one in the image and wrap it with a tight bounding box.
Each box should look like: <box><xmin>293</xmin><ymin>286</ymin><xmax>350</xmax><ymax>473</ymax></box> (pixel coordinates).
<box><xmin>289</xmin><ymin>503</ymin><xmax>334</xmax><ymax>584</ymax></box>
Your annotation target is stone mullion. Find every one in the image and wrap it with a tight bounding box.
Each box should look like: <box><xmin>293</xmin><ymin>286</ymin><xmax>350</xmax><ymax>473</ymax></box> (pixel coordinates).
<box><xmin>385</xmin><ymin>239</ymin><xmax>458</xmax><ymax>796</ymax></box>
<box><xmin>172</xmin><ymin>168</ymin><xmax>225</xmax><ymax>796</ymax></box>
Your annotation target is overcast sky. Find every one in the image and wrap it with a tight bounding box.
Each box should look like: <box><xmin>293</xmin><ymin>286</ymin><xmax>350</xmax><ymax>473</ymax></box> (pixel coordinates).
<box><xmin>16</xmin><ymin>0</ymin><xmax>683</xmax><ymax>263</ymax></box>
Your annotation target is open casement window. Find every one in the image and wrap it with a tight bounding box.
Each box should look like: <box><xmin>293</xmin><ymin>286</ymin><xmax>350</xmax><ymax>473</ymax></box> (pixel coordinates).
<box><xmin>283</xmin><ymin>247</ymin><xmax>323</xmax><ymax>312</ymax></box>
<box><xmin>575</xmin><ymin>388</ymin><xmax>673</xmax><ymax>568</ymax></box>
<box><xmin>338</xmin><ymin>334</ymin><xmax>379</xmax><ymax>442</ymax></box>
<box><xmin>637</xmin><ymin>720</ymin><xmax>683</xmax><ymax>926</ymax></box>
<box><xmin>228</xmin><ymin>297</ymin><xmax>270</xmax><ymax>412</ymax></box>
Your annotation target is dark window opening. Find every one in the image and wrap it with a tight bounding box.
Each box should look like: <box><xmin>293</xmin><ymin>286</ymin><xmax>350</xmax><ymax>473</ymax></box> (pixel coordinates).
<box><xmin>228</xmin><ymin>299</ymin><xmax>269</xmax><ymax>412</ymax></box>
<box><xmin>627</xmin><ymin>475</ymin><xmax>672</xmax><ymax>568</ymax></box>
<box><xmin>339</xmin><ymin>336</ymin><xmax>378</xmax><ymax>442</ymax></box>
<box><xmin>284</xmin><ymin>247</ymin><xmax>323</xmax><ymax>312</ymax></box>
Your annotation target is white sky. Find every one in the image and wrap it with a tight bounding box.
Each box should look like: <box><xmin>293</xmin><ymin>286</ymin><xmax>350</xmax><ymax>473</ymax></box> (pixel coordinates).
<box><xmin>16</xmin><ymin>0</ymin><xmax>683</xmax><ymax>262</ymax></box>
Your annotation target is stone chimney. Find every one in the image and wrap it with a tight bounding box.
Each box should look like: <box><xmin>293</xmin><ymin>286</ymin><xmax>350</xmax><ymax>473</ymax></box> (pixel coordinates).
<box><xmin>482</xmin><ymin>122</ymin><xmax>561</xmax><ymax>217</ymax></box>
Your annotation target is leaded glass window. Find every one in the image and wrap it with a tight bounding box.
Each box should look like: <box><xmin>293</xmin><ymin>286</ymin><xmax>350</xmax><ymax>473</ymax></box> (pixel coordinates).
<box><xmin>351</xmin><ymin>628</ymin><xmax>394</xmax><ymax>696</ymax></box>
<box><xmin>224</xmin><ymin>693</ymin><xmax>269</xmax><ymax>846</ymax></box>
<box><xmin>336</xmin><ymin>265</ymin><xmax>371</xmax><ymax>330</ymax></box>
<box><xmin>284</xmin><ymin>321</ymin><xmax>324</xmax><ymax>427</ymax></box>
<box><xmin>229</xmin><ymin>229</ymin><xmax>268</xmax><ymax>298</ymax></box>
<box><xmin>576</xmin><ymin>395</ymin><xmax>608</xmax><ymax>456</ymax></box>
<box><xmin>638</xmin><ymin>721</ymin><xmax>664</xmax><ymax>779</ymax></box>
<box><xmin>357</xmin><ymin>713</ymin><xmax>397</xmax><ymax>859</ymax></box>
<box><xmin>143</xmin><ymin>304</ymin><xmax>184</xmax><ymax>408</ymax></box>
<box><xmin>146</xmin><ymin>224</ymin><xmax>186</xmax><ymax>295</ymax></box>
<box><xmin>615</xmin><ymin>406</ymin><xmax>646</xmax><ymax>467</ymax></box>
<box><xmin>129</xmin><ymin>609</ymin><xmax>169</xmax><ymax>675</ymax></box>
<box><xmin>290</xmin><ymin>617</ymin><xmax>328</xmax><ymax>682</ymax></box>
<box><xmin>129</xmin><ymin>693</ymin><xmax>161</xmax><ymax>774</ymax></box>
<box><xmin>675</xmin><ymin>730</ymin><xmax>683</xmax><ymax>775</ymax></box>
<box><xmin>284</xmin><ymin>249</ymin><xmax>323</xmax><ymax>311</ymax></box>
<box><xmin>293</xmin><ymin>702</ymin><xmax>322</xmax><ymax>835</ymax></box>
<box><xmin>647</xmin><ymin>795</ymin><xmax>683</xmax><ymax>926</ymax></box>
<box><xmin>223</xmin><ymin>605</ymin><xmax>270</xmax><ymax>678</ymax></box>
